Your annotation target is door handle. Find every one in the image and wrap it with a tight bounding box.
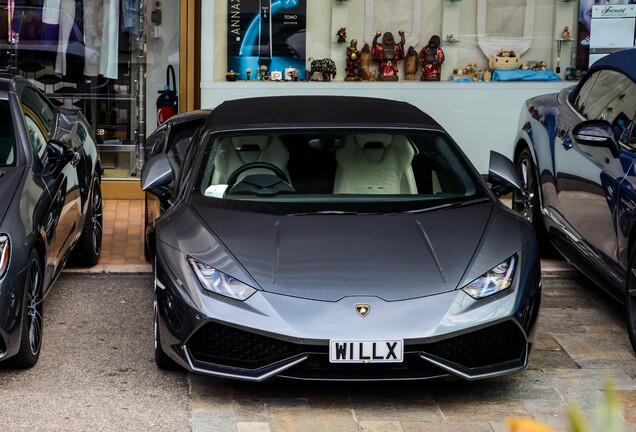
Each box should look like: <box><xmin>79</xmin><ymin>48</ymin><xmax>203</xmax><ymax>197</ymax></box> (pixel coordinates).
<box><xmin>71</xmin><ymin>152</ymin><xmax>80</xmax><ymax>167</ymax></box>
<box><xmin>562</xmin><ymin>138</ymin><xmax>573</xmax><ymax>150</ymax></box>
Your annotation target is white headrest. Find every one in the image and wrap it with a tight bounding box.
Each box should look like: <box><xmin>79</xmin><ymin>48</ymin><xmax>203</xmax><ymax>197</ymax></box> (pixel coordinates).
<box><xmin>230</xmin><ymin>136</ymin><xmax>271</xmax><ymax>150</ymax></box>
<box><xmin>354</xmin><ymin>134</ymin><xmax>393</xmax><ymax>148</ymax></box>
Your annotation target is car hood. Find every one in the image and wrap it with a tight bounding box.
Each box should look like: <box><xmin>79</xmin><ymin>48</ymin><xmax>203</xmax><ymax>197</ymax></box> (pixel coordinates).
<box><xmin>190</xmin><ymin>202</ymin><xmax>494</xmax><ymax>301</ymax></box>
<box><xmin>0</xmin><ymin>167</ymin><xmax>25</xmax><ymax>225</ymax></box>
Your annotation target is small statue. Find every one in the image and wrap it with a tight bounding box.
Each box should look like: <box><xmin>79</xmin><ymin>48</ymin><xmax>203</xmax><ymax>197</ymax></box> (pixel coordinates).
<box><xmin>360</xmin><ymin>43</ymin><xmax>371</xmax><ymax>80</ymax></box>
<box><xmin>245</xmin><ymin>68</ymin><xmax>252</xmax><ymax>81</ymax></box>
<box><xmin>372</xmin><ymin>30</ymin><xmax>405</xmax><ymax>81</ymax></box>
<box><xmin>484</xmin><ymin>70</ymin><xmax>492</xmax><ymax>81</ymax></box>
<box><xmin>419</xmin><ymin>35</ymin><xmax>444</xmax><ymax>81</ymax></box>
<box><xmin>404</xmin><ymin>46</ymin><xmax>418</xmax><ymax>80</ymax></box>
<box><xmin>336</xmin><ymin>27</ymin><xmax>347</xmax><ymax>43</ymax></box>
<box><xmin>562</xmin><ymin>26</ymin><xmax>571</xmax><ymax>40</ymax></box>
<box><xmin>345</xmin><ymin>39</ymin><xmax>363</xmax><ymax>81</ymax></box>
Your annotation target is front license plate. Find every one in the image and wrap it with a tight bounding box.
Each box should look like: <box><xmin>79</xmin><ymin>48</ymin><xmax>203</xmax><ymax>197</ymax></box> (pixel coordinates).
<box><xmin>329</xmin><ymin>340</ymin><xmax>403</xmax><ymax>363</ymax></box>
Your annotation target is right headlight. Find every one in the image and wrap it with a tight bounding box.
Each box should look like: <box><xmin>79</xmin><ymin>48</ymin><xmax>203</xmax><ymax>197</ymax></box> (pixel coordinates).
<box><xmin>462</xmin><ymin>255</ymin><xmax>517</xmax><ymax>299</ymax></box>
<box><xmin>0</xmin><ymin>235</ymin><xmax>10</xmax><ymax>278</ymax></box>
<box><xmin>188</xmin><ymin>257</ymin><xmax>256</xmax><ymax>301</ymax></box>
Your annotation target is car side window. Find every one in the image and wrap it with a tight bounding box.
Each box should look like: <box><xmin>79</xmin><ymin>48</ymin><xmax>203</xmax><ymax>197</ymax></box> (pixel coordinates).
<box><xmin>166</xmin><ymin>120</ymin><xmax>203</xmax><ymax>177</ymax></box>
<box><xmin>573</xmin><ymin>72</ymin><xmax>599</xmax><ymax>116</ymax></box>
<box><xmin>145</xmin><ymin>125</ymin><xmax>167</xmax><ymax>157</ymax></box>
<box><xmin>21</xmin><ymin>87</ymin><xmax>55</xmax><ymax>160</ymax></box>
<box><xmin>579</xmin><ymin>70</ymin><xmax>636</xmax><ymax>144</ymax></box>
<box><xmin>0</xmin><ymin>101</ymin><xmax>16</xmax><ymax>166</ymax></box>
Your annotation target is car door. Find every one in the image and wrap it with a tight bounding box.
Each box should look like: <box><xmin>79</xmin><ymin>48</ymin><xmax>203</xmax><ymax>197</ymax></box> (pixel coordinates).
<box><xmin>20</xmin><ymin>86</ymin><xmax>81</xmax><ymax>269</ymax></box>
<box><xmin>145</xmin><ymin>117</ymin><xmax>204</xmax><ymax>258</ymax></box>
<box><xmin>553</xmin><ymin>69</ymin><xmax>636</xmax><ymax>283</ymax></box>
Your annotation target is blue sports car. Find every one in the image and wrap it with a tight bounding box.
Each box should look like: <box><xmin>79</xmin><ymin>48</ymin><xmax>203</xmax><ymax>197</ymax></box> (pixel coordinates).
<box><xmin>512</xmin><ymin>49</ymin><xmax>636</xmax><ymax>352</ymax></box>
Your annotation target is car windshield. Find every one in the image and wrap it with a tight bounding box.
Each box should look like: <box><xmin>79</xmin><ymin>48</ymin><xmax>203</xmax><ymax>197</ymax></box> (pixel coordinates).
<box><xmin>0</xmin><ymin>101</ymin><xmax>16</xmax><ymax>166</ymax></box>
<box><xmin>194</xmin><ymin>130</ymin><xmax>488</xmax><ymax>214</ymax></box>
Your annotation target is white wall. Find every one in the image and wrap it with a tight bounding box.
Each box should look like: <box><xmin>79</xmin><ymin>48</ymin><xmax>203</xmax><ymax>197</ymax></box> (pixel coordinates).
<box><xmin>146</xmin><ymin>0</ymin><xmax>181</xmax><ymax>135</ymax></box>
<box><xmin>201</xmin><ymin>0</ymin><xmax>573</xmax><ymax>173</ymax></box>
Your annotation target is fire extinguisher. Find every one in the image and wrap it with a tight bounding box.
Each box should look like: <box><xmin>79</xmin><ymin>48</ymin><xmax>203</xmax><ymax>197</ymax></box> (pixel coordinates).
<box><xmin>156</xmin><ymin>65</ymin><xmax>178</xmax><ymax>126</ymax></box>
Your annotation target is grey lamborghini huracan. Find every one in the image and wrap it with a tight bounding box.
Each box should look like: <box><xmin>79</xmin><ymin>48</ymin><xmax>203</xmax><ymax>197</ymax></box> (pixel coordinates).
<box><xmin>142</xmin><ymin>96</ymin><xmax>541</xmax><ymax>381</ymax></box>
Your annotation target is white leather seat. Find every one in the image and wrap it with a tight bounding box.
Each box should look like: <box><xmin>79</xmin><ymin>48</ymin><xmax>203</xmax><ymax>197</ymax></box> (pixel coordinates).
<box><xmin>333</xmin><ymin>134</ymin><xmax>418</xmax><ymax>194</ymax></box>
<box><xmin>211</xmin><ymin>135</ymin><xmax>290</xmax><ymax>185</ymax></box>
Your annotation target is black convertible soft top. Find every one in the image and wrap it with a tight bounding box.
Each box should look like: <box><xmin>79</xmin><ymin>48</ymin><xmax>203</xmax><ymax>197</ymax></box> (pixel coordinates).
<box><xmin>586</xmin><ymin>48</ymin><xmax>636</xmax><ymax>83</ymax></box>
<box><xmin>204</xmin><ymin>96</ymin><xmax>443</xmax><ymax>132</ymax></box>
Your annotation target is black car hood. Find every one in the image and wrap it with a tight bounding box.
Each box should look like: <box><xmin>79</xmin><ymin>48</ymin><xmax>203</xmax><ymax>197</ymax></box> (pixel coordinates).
<box><xmin>0</xmin><ymin>167</ymin><xmax>25</xmax><ymax>225</ymax></box>
<box><xmin>191</xmin><ymin>202</ymin><xmax>494</xmax><ymax>301</ymax></box>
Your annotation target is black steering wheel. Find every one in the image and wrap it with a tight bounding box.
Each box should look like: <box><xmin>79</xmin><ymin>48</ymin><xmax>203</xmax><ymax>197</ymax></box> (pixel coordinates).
<box><xmin>225</xmin><ymin>162</ymin><xmax>290</xmax><ymax>190</ymax></box>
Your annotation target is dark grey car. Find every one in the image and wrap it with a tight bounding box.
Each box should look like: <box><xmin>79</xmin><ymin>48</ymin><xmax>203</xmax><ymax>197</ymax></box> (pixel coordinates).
<box><xmin>0</xmin><ymin>75</ymin><xmax>102</xmax><ymax>368</ymax></box>
<box><xmin>142</xmin><ymin>96</ymin><xmax>541</xmax><ymax>381</ymax></box>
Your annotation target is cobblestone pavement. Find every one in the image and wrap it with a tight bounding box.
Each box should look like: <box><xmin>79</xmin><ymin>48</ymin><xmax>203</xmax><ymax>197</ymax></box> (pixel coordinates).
<box><xmin>0</xmin><ymin>273</ymin><xmax>190</xmax><ymax>431</ymax></box>
<box><xmin>190</xmin><ymin>275</ymin><xmax>636</xmax><ymax>432</ymax></box>
<box><xmin>1</xmin><ymin>273</ymin><xmax>635</xmax><ymax>431</ymax></box>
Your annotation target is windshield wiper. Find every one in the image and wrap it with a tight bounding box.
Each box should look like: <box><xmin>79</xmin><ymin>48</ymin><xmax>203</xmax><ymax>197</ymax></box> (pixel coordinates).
<box><xmin>398</xmin><ymin>197</ymin><xmax>490</xmax><ymax>214</ymax></box>
<box><xmin>287</xmin><ymin>210</ymin><xmax>360</xmax><ymax>216</ymax></box>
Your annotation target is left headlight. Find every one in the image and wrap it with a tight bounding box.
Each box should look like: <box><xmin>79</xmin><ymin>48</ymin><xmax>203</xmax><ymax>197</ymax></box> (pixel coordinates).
<box><xmin>188</xmin><ymin>257</ymin><xmax>256</xmax><ymax>301</ymax></box>
<box><xmin>462</xmin><ymin>255</ymin><xmax>517</xmax><ymax>299</ymax></box>
<box><xmin>0</xmin><ymin>235</ymin><xmax>10</xmax><ymax>278</ymax></box>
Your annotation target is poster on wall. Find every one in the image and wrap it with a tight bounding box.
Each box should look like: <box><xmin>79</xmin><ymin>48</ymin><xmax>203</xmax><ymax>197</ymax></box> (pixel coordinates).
<box><xmin>227</xmin><ymin>0</ymin><xmax>307</xmax><ymax>81</ymax></box>
<box><xmin>577</xmin><ymin>0</ymin><xmax>635</xmax><ymax>70</ymax></box>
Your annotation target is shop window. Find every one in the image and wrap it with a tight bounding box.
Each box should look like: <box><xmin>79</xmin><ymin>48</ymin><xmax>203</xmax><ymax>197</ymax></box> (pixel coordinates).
<box><xmin>1</xmin><ymin>0</ymin><xmax>142</xmax><ymax>179</ymax></box>
<box><xmin>213</xmin><ymin>0</ymin><xmax>584</xmax><ymax>83</ymax></box>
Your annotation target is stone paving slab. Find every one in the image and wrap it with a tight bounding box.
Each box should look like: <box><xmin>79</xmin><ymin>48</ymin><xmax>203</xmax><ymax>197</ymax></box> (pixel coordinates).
<box><xmin>190</xmin><ymin>275</ymin><xmax>636</xmax><ymax>432</ymax></box>
<box><xmin>0</xmin><ymin>273</ymin><xmax>190</xmax><ymax>431</ymax></box>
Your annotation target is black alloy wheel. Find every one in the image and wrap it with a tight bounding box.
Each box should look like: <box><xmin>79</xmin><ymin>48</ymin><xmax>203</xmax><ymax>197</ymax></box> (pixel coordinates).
<box><xmin>144</xmin><ymin>196</ymin><xmax>151</xmax><ymax>262</ymax></box>
<box><xmin>8</xmin><ymin>249</ymin><xmax>43</xmax><ymax>368</ymax></box>
<box><xmin>513</xmin><ymin>148</ymin><xmax>538</xmax><ymax>223</ymax></box>
<box><xmin>627</xmin><ymin>251</ymin><xmax>636</xmax><ymax>353</ymax></box>
<box><xmin>72</xmin><ymin>176</ymin><xmax>103</xmax><ymax>266</ymax></box>
<box><xmin>513</xmin><ymin>147</ymin><xmax>555</xmax><ymax>255</ymax></box>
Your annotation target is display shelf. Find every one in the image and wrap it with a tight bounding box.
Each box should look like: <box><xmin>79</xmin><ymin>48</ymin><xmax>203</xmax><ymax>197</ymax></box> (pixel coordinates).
<box><xmin>445</xmin><ymin>0</ymin><xmax>462</xmax><ymax>2</ymax></box>
<box><xmin>558</xmin><ymin>0</ymin><xmax>577</xmax><ymax>3</ymax></box>
<box><xmin>555</xmin><ymin>39</ymin><xmax>574</xmax><ymax>42</ymax></box>
<box><xmin>445</xmin><ymin>40</ymin><xmax>461</xmax><ymax>43</ymax></box>
<box><xmin>333</xmin><ymin>0</ymin><xmax>351</xmax><ymax>2</ymax></box>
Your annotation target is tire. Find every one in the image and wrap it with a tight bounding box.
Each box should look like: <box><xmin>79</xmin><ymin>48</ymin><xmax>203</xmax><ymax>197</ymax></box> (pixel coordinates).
<box><xmin>7</xmin><ymin>249</ymin><xmax>43</xmax><ymax>368</ymax></box>
<box><xmin>513</xmin><ymin>147</ymin><xmax>555</xmax><ymax>256</ymax></box>
<box><xmin>72</xmin><ymin>176</ymin><xmax>102</xmax><ymax>267</ymax></box>
<box><xmin>627</xmin><ymin>251</ymin><xmax>636</xmax><ymax>354</ymax></box>
<box><xmin>144</xmin><ymin>196</ymin><xmax>151</xmax><ymax>263</ymax></box>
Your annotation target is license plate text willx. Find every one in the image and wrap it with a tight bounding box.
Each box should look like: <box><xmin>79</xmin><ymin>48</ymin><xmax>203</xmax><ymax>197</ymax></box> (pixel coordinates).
<box><xmin>329</xmin><ymin>340</ymin><xmax>404</xmax><ymax>363</ymax></box>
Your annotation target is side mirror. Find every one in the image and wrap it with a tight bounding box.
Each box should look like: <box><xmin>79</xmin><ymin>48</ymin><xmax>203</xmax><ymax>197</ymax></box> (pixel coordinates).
<box><xmin>47</xmin><ymin>139</ymin><xmax>74</xmax><ymax>162</ymax></box>
<box><xmin>572</xmin><ymin>120</ymin><xmax>621</xmax><ymax>157</ymax></box>
<box><xmin>488</xmin><ymin>151</ymin><xmax>521</xmax><ymax>197</ymax></box>
<box><xmin>141</xmin><ymin>152</ymin><xmax>174</xmax><ymax>203</ymax></box>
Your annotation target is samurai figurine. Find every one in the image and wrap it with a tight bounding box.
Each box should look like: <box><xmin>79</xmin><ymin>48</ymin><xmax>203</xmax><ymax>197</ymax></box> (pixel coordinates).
<box><xmin>419</xmin><ymin>35</ymin><xmax>445</xmax><ymax>81</ymax></box>
<box><xmin>372</xmin><ymin>30</ymin><xmax>405</xmax><ymax>81</ymax></box>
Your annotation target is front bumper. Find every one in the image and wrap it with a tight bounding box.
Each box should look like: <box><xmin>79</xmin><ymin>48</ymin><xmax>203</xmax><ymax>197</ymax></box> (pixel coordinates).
<box><xmin>0</xmin><ymin>268</ymin><xmax>28</xmax><ymax>361</ymax></box>
<box><xmin>155</xmin><ymin>241</ymin><xmax>541</xmax><ymax>381</ymax></box>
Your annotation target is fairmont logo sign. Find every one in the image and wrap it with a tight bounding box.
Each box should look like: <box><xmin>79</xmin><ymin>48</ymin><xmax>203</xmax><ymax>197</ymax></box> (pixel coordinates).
<box><xmin>592</xmin><ymin>4</ymin><xmax>636</xmax><ymax>18</ymax></box>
